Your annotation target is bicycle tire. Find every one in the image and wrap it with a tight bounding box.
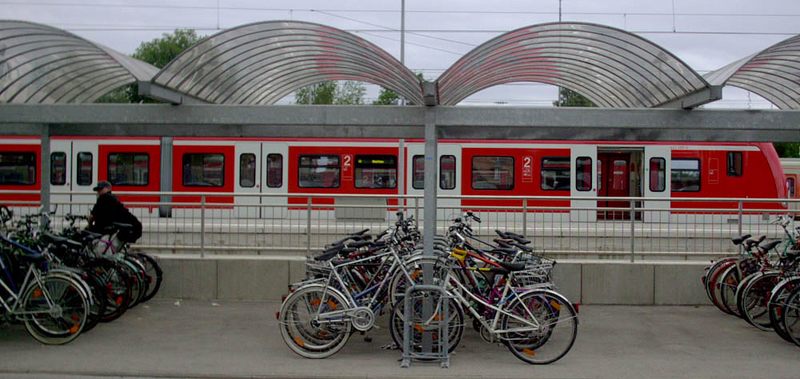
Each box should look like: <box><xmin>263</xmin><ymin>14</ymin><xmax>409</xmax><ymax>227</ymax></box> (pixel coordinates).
<box><xmin>501</xmin><ymin>289</ymin><xmax>578</xmax><ymax>365</ymax></box>
<box><xmin>278</xmin><ymin>284</ymin><xmax>352</xmax><ymax>359</ymax></box>
<box><xmin>22</xmin><ymin>274</ymin><xmax>89</xmax><ymax>345</ymax></box>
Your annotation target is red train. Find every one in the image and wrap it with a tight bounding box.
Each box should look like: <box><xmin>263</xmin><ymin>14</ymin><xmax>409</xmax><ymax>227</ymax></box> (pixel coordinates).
<box><xmin>0</xmin><ymin>136</ymin><xmax>787</xmax><ymax>220</ymax></box>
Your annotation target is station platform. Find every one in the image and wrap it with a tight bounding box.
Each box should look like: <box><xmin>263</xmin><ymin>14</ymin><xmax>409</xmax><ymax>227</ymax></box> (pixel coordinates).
<box><xmin>1</xmin><ymin>301</ymin><xmax>798</xmax><ymax>378</ymax></box>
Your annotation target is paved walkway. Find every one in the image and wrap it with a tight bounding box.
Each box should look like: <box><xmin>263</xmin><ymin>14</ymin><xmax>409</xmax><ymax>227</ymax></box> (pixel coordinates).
<box><xmin>1</xmin><ymin>301</ymin><xmax>798</xmax><ymax>378</ymax></box>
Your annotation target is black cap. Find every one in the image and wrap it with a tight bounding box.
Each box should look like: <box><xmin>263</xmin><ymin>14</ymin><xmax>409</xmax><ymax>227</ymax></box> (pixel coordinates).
<box><xmin>92</xmin><ymin>180</ymin><xmax>112</xmax><ymax>192</ymax></box>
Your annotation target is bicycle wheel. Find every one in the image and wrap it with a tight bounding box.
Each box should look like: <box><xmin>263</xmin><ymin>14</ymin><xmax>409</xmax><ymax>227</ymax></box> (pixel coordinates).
<box><xmin>278</xmin><ymin>284</ymin><xmax>352</xmax><ymax>359</ymax></box>
<box><xmin>734</xmin><ymin>272</ymin><xmax>761</xmax><ymax>318</ymax></box>
<box><xmin>133</xmin><ymin>253</ymin><xmax>163</xmax><ymax>302</ymax></box>
<box><xmin>120</xmin><ymin>256</ymin><xmax>147</xmax><ymax>307</ymax></box>
<box><xmin>86</xmin><ymin>259</ymin><xmax>131</xmax><ymax>322</ymax></box>
<box><xmin>768</xmin><ymin>276</ymin><xmax>800</xmax><ymax>343</ymax></box>
<box><xmin>740</xmin><ymin>271</ymin><xmax>780</xmax><ymax>330</ymax></box>
<box><xmin>703</xmin><ymin>257</ymin><xmax>736</xmax><ymax>302</ymax></box>
<box><xmin>501</xmin><ymin>289</ymin><xmax>578</xmax><ymax>365</ymax></box>
<box><xmin>783</xmin><ymin>286</ymin><xmax>800</xmax><ymax>346</ymax></box>
<box><xmin>388</xmin><ymin>289</ymin><xmax>464</xmax><ymax>354</ymax></box>
<box><xmin>22</xmin><ymin>274</ymin><xmax>89</xmax><ymax>345</ymax></box>
<box><xmin>717</xmin><ymin>264</ymin><xmax>743</xmax><ymax>316</ymax></box>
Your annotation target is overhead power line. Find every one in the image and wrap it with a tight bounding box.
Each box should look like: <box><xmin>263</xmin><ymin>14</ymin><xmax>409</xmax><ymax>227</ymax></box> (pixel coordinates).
<box><xmin>4</xmin><ymin>1</ymin><xmax>800</xmax><ymax>18</ymax></box>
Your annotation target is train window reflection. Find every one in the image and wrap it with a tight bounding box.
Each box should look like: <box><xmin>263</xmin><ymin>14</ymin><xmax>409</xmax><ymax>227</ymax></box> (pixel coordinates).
<box><xmin>108</xmin><ymin>153</ymin><xmax>149</xmax><ymax>186</ymax></box>
<box><xmin>267</xmin><ymin>154</ymin><xmax>283</xmax><ymax>188</ymax></box>
<box><xmin>182</xmin><ymin>153</ymin><xmax>224</xmax><ymax>187</ymax></box>
<box><xmin>239</xmin><ymin>153</ymin><xmax>256</xmax><ymax>188</ymax></box>
<box><xmin>412</xmin><ymin>155</ymin><xmax>424</xmax><ymax>189</ymax></box>
<box><xmin>541</xmin><ymin>157</ymin><xmax>570</xmax><ymax>191</ymax></box>
<box><xmin>472</xmin><ymin>156</ymin><xmax>513</xmax><ymax>190</ymax></box>
<box><xmin>355</xmin><ymin>155</ymin><xmax>396</xmax><ymax>189</ymax></box>
<box><xmin>727</xmin><ymin>152</ymin><xmax>743</xmax><ymax>176</ymax></box>
<box><xmin>77</xmin><ymin>152</ymin><xmax>92</xmax><ymax>186</ymax></box>
<box><xmin>671</xmin><ymin>158</ymin><xmax>700</xmax><ymax>192</ymax></box>
<box><xmin>50</xmin><ymin>152</ymin><xmax>66</xmax><ymax>185</ymax></box>
<box><xmin>440</xmin><ymin>155</ymin><xmax>456</xmax><ymax>190</ymax></box>
<box><xmin>299</xmin><ymin>155</ymin><xmax>340</xmax><ymax>188</ymax></box>
<box><xmin>0</xmin><ymin>152</ymin><xmax>36</xmax><ymax>185</ymax></box>
<box><xmin>649</xmin><ymin>158</ymin><xmax>666</xmax><ymax>192</ymax></box>
<box><xmin>576</xmin><ymin>157</ymin><xmax>592</xmax><ymax>191</ymax></box>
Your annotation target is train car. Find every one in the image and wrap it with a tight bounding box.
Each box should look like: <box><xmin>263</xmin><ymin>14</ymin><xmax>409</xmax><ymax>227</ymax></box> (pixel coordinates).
<box><xmin>0</xmin><ymin>136</ymin><xmax>786</xmax><ymax>222</ymax></box>
<box><xmin>781</xmin><ymin>158</ymin><xmax>800</xmax><ymax>214</ymax></box>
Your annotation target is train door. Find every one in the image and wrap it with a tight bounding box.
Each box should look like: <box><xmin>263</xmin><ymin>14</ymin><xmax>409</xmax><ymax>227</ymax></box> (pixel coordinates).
<box><xmin>597</xmin><ymin>149</ymin><xmax>642</xmax><ymax>220</ymax></box>
<box><xmin>235</xmin><ymin>142</ymin><xmax>260</xmax><ymax>218</ymax></box>
<box><xmin>405</xmin><ymin>143</ymin><xmax>461</xmax><ymax>219</ymax></box>
<box><xmin>261</xmin><ymin>142</ymin><xmax>288</xmax><ymax>219</ymax></box>
<box><xmin>644</xmin><ymin>146</ymin><xmax>670</xmax><ymax>222</ymax></box>
<box><xmin>50</xmin><ymin>139</ymin><xmax>72</xmax><ymax>214</ymax></box>
<box><xmin>570</xmin><ymin>145</ymin><xmax>596</xmax><ymax>222</ymax></box>
<box><xmin>71</xmin><ymin>140</ymin><xmax>98</xmax><ymax>216</ymax></box>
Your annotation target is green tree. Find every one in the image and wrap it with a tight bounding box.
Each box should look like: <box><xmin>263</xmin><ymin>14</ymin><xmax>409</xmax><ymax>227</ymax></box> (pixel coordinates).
<box><xmin>95</xmin><ymin>29</ymin><xmax>202</xmax><ymax>103</ymax></box>
<box><xmin>775</xmin><ymin>142</ymin><xmax>800</xmax><ymax>158</ymax></box>
<box><xmin>553</xmin><ymin>87</ymin><xmax>596</xmax><ymax>107</ymax></box>
<box><xmin>294</xmin><ymin>81</ymin><xmax>366</xmax><ymax>105</ymax></box>
<box><xmin>372</xmin><ymin>73</ymin><xmax>424</xmax><ymax>105</ymax></box>
<box><xmin>372</xmin><ymin>87</ymin><xmax>400</xmax><ymax>105</ymax></box>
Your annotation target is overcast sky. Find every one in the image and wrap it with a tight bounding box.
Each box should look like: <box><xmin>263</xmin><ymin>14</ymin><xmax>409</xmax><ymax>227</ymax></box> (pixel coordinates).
<box><xmin>4</xmin><ymin>0</ymin><xmax>800</xmax><ymax>107</ymax></box>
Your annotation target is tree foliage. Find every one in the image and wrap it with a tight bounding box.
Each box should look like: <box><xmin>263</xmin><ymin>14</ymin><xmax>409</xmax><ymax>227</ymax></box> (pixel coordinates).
<box><xmin>372</xmin><ymin>87</ymin><xmax>400</xmax><ymax>105</ymax></box>
<box><xmin>553</xmin><ymin>87</ymin><xmax>596</xmax><ymax>107</ymax></box>
<box><xmin>294</xmin><ymin>81</ymin><xmax>366</xmax><ymax>105</ymax></box>
<box><xmin>95</xmin><ymin>29</ymin><xmax>202</xmax><ymax>103</ymax></box>
<box><xmin>775</xmin><ymin>143</ymin><xmax>800</xmax><ymax>158</ymax></box>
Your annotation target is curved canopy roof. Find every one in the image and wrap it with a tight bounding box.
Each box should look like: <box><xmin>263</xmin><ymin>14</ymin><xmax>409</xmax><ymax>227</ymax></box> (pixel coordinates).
<box><xmin>436</xmin><ymin>22</ymin><xmax>710</xmax><ymax>107</ymax></box>
<box><xmin>0</xmin><ymin>20</ymin><xmax>157</xmax><ymax>104</ymax></box>
<box><xmin>704</xmin><ymin>35</ymin><xmax>800</xmax><ymax>109</ymax></box>
<box><xmin>152</xmin><ymin>20</ymin><xmax>423</xmax><ymax>105</ymax></box>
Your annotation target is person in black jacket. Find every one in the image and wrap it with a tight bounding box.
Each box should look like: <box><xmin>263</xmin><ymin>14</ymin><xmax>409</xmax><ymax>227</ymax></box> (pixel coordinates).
<box><xmin>88</xmin><ymin>181</ymin><xmax>142</xmax><ymax>243</ymax></box>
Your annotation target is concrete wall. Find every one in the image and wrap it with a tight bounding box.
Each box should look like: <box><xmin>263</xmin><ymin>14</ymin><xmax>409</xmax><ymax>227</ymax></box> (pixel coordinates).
<box><xmin>154</xmin><ymin>256</ymin><xmax>709</xmax><ymax>305</ymax></box>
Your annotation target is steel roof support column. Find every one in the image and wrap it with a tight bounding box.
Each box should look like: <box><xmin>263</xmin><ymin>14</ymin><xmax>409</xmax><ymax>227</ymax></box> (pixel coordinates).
<box><xmin>420</xmin><ymin>105</ymin><xmax>438</xmax><ymax>357</ymax></box>
<box><xmin>40</xmin><ymin>124</ymin><xmax>51</xmax><ymax>216</ymax></box>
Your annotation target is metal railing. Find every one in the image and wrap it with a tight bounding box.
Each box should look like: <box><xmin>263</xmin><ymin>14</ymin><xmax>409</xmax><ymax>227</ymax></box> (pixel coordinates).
<box><xmin>1</xmin><ymin>190</ymin><xmax>796</xmax><ymax>262</ymax></box>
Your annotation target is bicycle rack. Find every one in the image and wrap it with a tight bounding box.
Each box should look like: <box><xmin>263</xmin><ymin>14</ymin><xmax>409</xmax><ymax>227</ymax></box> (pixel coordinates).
<box><xmin>400</xmin><ymin>283</ymin><xmax>450</xmax><ymax>369</ymax></box>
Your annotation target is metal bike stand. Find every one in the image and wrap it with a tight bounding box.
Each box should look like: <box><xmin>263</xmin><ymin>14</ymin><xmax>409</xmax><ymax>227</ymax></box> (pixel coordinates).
<box><xmin>400</xmin><ymin>283</ymin><xmax>450</xmax><ymax>369</ymax></box>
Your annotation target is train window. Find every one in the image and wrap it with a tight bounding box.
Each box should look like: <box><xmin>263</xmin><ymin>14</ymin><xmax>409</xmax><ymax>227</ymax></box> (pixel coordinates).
<box><xmin>266</xmin><ymin>154</ymin><xmax>283</xmax><ymax>188</ymax></box>
<box><xmin>182</xmin><ymin>153</ymin><xmax>224</xmax><ymax>187</ymax></box>
<box><xmin>50</xmin><ymin>152</ymin><xmax>66</xmax><ymax>185</ymax></box>
<box><xmin>440</xmin><ymin>155</ymin><xmax>456</xmax><ymax>190</ymax></box>
<box><xmin>298</xmin><ymin>155</ymin><xmax>340</xmax><ymax>188</ymax></box>
<box><xmin>727</xmin><ymin>152</ymin><xmax>743</xmax><ymax>176</ymax></box>
<box><xmin>355</xmin><ymin>155</ymin><xmax>397</xmax><ymax>189</ymax></box>
<box><xmin>575</xmin><ymin>157</ymin><xmax>592</xmax><ymax>191</ymax></box>
<box><xmin>239</xmin><ymin>153</ymin><xmax>256</xmax><ymax>188</ymax></box>
<box><xmin>76</xmin><ymin>152</ymin><xmax>92</xmax><ymax>186</ymax></box>
<box><xmin>649</xmin><ymin>158</ymin><xmax>666</xmax><ymax>192</ymax></box>
<box><xmin>541</xmin><ymin>157</ymin><xmax>570</xmax><ymax>191</ymax></box>
<box><xmin>108</xmin><ymin>153</ymin><xmax>149</xmax><ymax>186</ymax></box>
<box><xmin>787</xmin><ymin>177</ymin><xmax>796</xmax><ymax>199</ymax></box>
<box><xmin>472</xmin><ymin>156</ymin><xmax>514</xmax><ymax>190</ymax></box>
<box><xmin>0</xmin><ymin>152</ymin><xmax>36</xmax><ymax>185</ymax></box>
<box><xmin>671</xmin><ymin>158</ymin><xmax>700</xmax><ymax>192</ymax></box>
<box><xmin>412</xmin><ymin>155</ymin><xmax>424</xmax><ymax>189</ymax></box>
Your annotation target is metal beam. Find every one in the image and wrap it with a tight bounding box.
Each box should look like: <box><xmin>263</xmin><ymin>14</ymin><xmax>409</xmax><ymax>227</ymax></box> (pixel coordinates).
<box><xmin>656</xmin><ymin>86</ymin><xmax>724</xmax><ymax>109</ymax></box>
<box><xmin>0</xmin><ymin>104</ymin><xmax>799</xmax><ymax>141</ymax></box>
<box><xmin>137</xmin><ymin>82</ymin><xmax>211</xmax><ymax>105</ymax></box>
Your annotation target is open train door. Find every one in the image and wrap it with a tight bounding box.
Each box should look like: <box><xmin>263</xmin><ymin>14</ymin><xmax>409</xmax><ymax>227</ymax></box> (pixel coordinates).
<box><xmin>261</xmin><ymin>142</ymin><xmax>288</xmax><ymax>219</ymax></box>
<box><xmin>644</xmin><ymin>146</ymin><xmax>670</xmax><ymax>222</ymax></box>
<box><xmin>570</xmin><ymin>145</ymin><xmax>597</xmax><ymax>222</ymax></box>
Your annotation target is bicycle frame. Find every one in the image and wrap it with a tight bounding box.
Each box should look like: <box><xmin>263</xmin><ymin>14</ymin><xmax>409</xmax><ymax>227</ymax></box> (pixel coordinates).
<box><xmin>312</xmin><ymin>247</ymin><xmax>414</xmax><ymax>325</ymax></box>
<box><xmin>0</xmin><ymin>260</ymin><xmax>55</xmax><ymax>318</ymax></box>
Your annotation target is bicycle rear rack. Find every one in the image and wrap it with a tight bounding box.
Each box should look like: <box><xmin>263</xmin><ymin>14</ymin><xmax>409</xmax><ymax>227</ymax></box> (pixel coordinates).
<box><xmin>400</xmin><ymin>283</ymin><xmax>450</xmax><ymax>369</ymax></box>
